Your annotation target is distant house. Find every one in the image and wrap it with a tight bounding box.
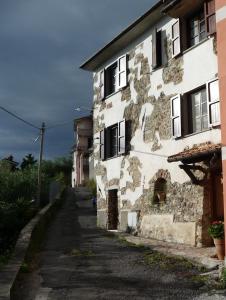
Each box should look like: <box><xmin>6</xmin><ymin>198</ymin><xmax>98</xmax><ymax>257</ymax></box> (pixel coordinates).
<box><xmin>72</xmin><ymin>116</ymin><xmax>94</xmax><ymax>187</ymax></box>
<box><xmin>80</xmin><ymin>0</ymin><xmax>223</xmax><ymax>247</ymax></box>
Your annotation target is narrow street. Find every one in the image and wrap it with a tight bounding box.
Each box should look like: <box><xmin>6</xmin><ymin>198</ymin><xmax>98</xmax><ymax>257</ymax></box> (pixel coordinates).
<box><xmin>13</xmin><ymin>188</ymin><xmax>225</xmax><ymax>300</ymax></box>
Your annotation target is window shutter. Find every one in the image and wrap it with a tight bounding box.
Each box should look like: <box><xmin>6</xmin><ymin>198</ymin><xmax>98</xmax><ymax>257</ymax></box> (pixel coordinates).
<box><xmin>172</xmin><ymin>19</ymin><xmax>181</xmax><ymax>57</ymax></box>
<box><xmin>171</xmin><ymin>95</ymin><xmax>182</xmax><ymax>138</ymax></box>
<box><xmin>100</xmin><ymin>69</ymin><xmax>105</xmax><ymax>100</ymax></box>
<box><xmin>207</xmin><ymin>79</ymin><xmax>220</xmax><ymax>126</ymax></box>
<box><xmin>152</xmin><ymin>29</ymin><xmax>162</xmax><ymax>69</ymax></box>
<box><xmin>152</xmin><ymin>29</ymin><xmax>157</xmax><ymax>69</ymax></box>
<box><xmin>100</xmin><ymin>129</ymin><xmax>105</xmax><ymax>160</ymax></box>
<box><xmin>117</xmin><ymin>55</ymin><xmax>127</xmax><ymax>90</ymax></box>
<box><xmin>204</xmin><ymin>0</ymin><xmax>216</xmax><ymax>35</ymax></box>
<box><xmin>118</xmin><ymin>120</ymin><xmax>126</xmax><ymax>155</ymax></box>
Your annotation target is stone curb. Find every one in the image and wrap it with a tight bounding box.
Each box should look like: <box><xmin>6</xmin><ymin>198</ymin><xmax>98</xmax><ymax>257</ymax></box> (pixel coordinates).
<box><xmin>0</xmin><ymin>189</ymin><xmax>65</xmax><ymax>300</ymax></box>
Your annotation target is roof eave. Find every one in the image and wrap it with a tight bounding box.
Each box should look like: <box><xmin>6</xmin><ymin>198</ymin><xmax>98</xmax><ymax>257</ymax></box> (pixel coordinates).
<box><xmin>168</xmin><ymin>147</ymin><xmax>222</xmax><ymax>163</ymax></box>
<box><xmin>80</xmin><ymin>1</ymin><xmax>162</xmax><ymax>72</ymax></box>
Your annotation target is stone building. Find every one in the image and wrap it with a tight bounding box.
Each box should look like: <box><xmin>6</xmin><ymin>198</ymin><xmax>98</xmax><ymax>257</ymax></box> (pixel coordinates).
<box><xmin>81</xmin><ymin>0</ymin><xmax>223</xmax><ymax>247</ymax></box>
<box><xmin>72</xmin><ymin>116</ymin><xmax>94</xmax><ymax>187</ymax></box>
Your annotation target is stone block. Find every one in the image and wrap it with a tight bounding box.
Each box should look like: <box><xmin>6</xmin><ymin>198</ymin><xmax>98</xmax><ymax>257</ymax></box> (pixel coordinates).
<box><xmin>140</xmin><ymin>214</ymin><xmax>196</xmax><ymax>246</ymax></box>
<box><xmin>120</xmin><ymin>210</ymin><xmax>128</xmax><ymax>231</ymax></box>
<box><xmin>97</xmin><ymin>210</ymin><xmax>107</xmax><ymax>229</ymax></box>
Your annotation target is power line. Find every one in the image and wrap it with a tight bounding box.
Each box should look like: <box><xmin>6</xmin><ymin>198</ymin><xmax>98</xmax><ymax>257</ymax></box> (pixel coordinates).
<box><xmin>0</xmin><ymin>106</ymin><xmax>40</xmax><ymax>130</ymax></box>
<box><xmin>0</xmin><ymin>104</ymin><xmax>92</xmax><ymax>132</ymax></box>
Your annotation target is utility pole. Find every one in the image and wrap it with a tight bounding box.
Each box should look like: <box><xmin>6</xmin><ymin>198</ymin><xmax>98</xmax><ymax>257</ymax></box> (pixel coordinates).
<box><xmin>37</xmin><ymin>122</ymin><xmax>45</xmax><ymax>207</ymax></box>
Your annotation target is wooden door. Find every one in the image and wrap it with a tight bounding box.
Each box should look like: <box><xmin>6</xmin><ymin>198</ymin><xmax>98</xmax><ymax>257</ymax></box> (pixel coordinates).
<box><xmin>212</xmin><ymin>173</ymin><xmax>224</xmax><ymax>220</ymax></box>
<box><xmin>108</xmin><ymin>189</ymin><xmax>118</xmax><ymax>230</ymax></box>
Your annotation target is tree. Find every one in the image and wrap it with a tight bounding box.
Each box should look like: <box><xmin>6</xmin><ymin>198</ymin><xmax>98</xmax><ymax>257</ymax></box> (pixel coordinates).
<box><xmin>42</xmin><ymin>156</ymin><xmax>72</xmax><ymax>185</ymax></box>
<box><xmin>2</xmin><ymin>155</ymin><xmax>18</xmax><ymax>171</ymax></box>
<box><xmin>21</xmin><ymin>154</ymin><xmax>37</xmax><ymax>170</ymax></box>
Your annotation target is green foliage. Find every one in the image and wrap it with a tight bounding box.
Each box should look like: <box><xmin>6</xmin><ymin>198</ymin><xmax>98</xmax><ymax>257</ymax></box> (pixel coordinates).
<box><xmin>86</xmin><ymin>179</ymin><xmax>97</xmax><ymax>197</ymax></box>
<box><xmin>42</xmin><ymin>156</ymin><xmax>72</xmax><ymax>186</ymax></box>
<box><xmin>221</xmin><ymin>268</ymin><xmax>226</xmax><ymax>288</ymax></box>
<box><xmin>0</xmin><ymin>166</ymin><xmax>37</xmax><ymax>203</ymax></box>
<box><xmin>208</xmin><ymin>221</ymin><xmax>224</xmax><ymax>239</ymax></box>
<box><xmin>20</xmin><ymin>262</ymin><xmax>30</xmax><ymax>273</ymax></box>
<box><xmin>21</xmin><ymin>154</ymin><xmax>37</xmax><ymax>170</ymax></box>
<box><xmin>0</xmin><ymin>164</ymin><xmax>39</xmax><ymax>254</ymax></box>
<box><xmin>0</xmin><ymin>155</ymin><xmax>71</xmax><ymax>257</ymax></box>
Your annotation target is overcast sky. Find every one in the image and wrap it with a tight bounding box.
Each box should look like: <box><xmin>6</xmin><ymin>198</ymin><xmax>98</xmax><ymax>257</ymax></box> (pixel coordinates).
<box><xmin>0</xmin><ymin>0</ymin><xmax>157</xmax><ymax>162</ymax></box>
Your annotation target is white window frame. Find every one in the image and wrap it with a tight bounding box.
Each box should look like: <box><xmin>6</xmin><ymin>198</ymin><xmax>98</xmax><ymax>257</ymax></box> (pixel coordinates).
<box><xmin>100</xmin><ymin>69</ymin><xmax>105</xmax><ymax>100</ymax></box>
<box><xmin>104</xmin><ymin>54</ymin><xmax>128</xmax><ymax>97</ymax></box>
<box><xmin>207</xmin><ymin>78</ymin><xmax>220</xmax><ymax>127</ymax></box>
<box><xmin>172</xmin><ymin>19</ymin><xmax>181</xmax><ymax>58</ymax></box>
<box><xmin>171</xmin><ymin>95</ymin><xmax>182</xmax><ymax>138</ymax></box>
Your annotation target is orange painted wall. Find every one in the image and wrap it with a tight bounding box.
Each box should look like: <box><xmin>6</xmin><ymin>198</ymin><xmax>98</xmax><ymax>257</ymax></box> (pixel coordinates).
<box><xmin>216</xmin><ymin>0</ymin><xmax>226</xmax><ymax>255</ymax></box>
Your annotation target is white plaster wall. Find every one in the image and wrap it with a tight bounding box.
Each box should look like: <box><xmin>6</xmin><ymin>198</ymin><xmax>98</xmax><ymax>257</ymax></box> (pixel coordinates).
<box><xmin>71</xmin><ymin>151</ymin><xmax>77</xmax><ymax>187</ymax></box>
<box><xmin>93</xmin><ymin>14</ymin><xmax>220</xmax><ymax>239</ymax></box>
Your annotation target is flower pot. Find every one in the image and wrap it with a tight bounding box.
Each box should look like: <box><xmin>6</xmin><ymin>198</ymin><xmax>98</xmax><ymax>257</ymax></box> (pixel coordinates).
<box><xmin>213</xmin><ymin>238</ymin><xmax>225</xmax><ymax>260</ymax></box>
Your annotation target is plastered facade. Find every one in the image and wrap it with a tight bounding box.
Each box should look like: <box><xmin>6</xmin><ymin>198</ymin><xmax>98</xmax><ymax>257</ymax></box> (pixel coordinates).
<box><xmin>92</xmin><ymin>14</ymin><xmax>220</xmax><ymax>246</ymax></box>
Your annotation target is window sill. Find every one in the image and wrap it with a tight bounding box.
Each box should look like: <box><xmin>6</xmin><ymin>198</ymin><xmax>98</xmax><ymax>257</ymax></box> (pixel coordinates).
<box><xmin>182</xmin><ymin>36</ymin><xmax>210</xmax><ymax>56</ymax></box>
<box><xmin>104</xmin><ymin>85</ymin><xmax>128</xmax><ymax>101</ymax></box>
<box><xmin>175</xmin><ymin>125</ymin><xmax>220</xmax><ymax>140</ymax></box>
<box><xmin>105</xmin><ymin>90</ymin><xmax>120</xmax><ymax>100</ymax></box>
<box><xmin>104</xmin><ymin>152</ymin><xmax>129</xmax><ymax>161</ymax></box>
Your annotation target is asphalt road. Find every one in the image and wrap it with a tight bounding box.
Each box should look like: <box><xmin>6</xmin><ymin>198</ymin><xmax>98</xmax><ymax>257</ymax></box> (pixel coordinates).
<box><xmin>13</xmin><ymin>188</ymin><xmax>226</xmax><ymax>300</ymax></box>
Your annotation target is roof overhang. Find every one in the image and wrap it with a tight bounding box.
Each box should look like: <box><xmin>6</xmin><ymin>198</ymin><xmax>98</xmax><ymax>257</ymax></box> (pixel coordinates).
<box><xmin>80</xmin><ymin>1</ymin><xmax>162</xmax><ymax>72</ymax></box>
<box><xmin>162</xmin><ymin>0</ymin><xmax>204</xmax><ymax>18</ymax></box>
<box><xmin>168</xmin><ymin>143</ymin><xmax>222</xmax><ymax>164</ymax></box>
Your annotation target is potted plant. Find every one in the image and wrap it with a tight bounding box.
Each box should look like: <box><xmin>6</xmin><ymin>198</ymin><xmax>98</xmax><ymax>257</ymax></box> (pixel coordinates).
<box><xmin>208</xmin><ymin>221</ymin><xmax>225</xmax><ymax>260</ymax></box>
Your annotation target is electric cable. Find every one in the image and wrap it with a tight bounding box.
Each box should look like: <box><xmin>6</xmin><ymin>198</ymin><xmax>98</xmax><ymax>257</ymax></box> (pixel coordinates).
<box><xmin>0</xmin><ymin>106</ymin><xmax>40</xmax><ymax>130</ymax></box>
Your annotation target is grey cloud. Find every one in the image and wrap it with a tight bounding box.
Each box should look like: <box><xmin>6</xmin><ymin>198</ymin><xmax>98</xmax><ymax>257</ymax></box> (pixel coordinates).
<box><xmin>0</xmin><ymin>0</ymin><xmax>157</xmax><ymax>162</ymax></box>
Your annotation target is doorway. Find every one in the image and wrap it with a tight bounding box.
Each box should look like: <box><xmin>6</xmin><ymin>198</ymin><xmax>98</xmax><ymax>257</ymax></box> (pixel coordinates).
<box><xmin>212</xmin><ymin>172</ymin><xmax>224</xmax><ymax>220</ymax></box>
<box><xmin>108</xmin><ymin>189</ymin><xmax>118</xmax><ymax>230</ymax></box>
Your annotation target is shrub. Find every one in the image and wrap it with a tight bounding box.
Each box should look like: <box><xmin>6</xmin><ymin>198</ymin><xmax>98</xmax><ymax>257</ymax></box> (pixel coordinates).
<box><xmin>208</xmin><ymin>221</ymin><xmax>224</xmax><ymax>239</ymax></box>
<box><xmin>86</xmin><ymin>179</ymin><xmax>97</xmax><ymax>197</ymax></box>
<box><xmin>0</xmin><ymin>165</ymin><xmax>39</xmax><ymax>254</ymax></box>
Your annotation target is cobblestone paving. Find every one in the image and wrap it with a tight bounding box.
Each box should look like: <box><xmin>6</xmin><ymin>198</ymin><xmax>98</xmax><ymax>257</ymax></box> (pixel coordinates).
<box><xmin>13</xmin><ymin>189</ymin><xmax>226</xmax><ymax>300</ymax></box>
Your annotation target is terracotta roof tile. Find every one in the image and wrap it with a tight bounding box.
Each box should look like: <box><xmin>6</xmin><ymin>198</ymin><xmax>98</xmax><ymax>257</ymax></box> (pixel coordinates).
<box><xmin>168</xmin><ymin>143</ymin><xmax>222</xmax><ymax>163</ymax></box>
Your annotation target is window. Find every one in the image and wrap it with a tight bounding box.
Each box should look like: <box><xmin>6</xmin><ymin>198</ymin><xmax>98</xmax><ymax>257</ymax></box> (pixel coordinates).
<box><xmin>172</xmin><ymin>20</ymin><xmax>181</xmax><ymax>57</ymax></box>
<box><xmin>105</xmin><ymin>63</ymin><xmax>117</xmax><ymax>96</ymax></box>
<box><xmin>170</xmin><ymin>79</ymin><xmax>220</xmax><ymax>138</ymax></box>
<box><xmin>152</xmin><ymin>29</ymin><xmax>162</xmax><ymax>69</ymax></box>
<box><xmin>171</xmin><ymin>95</ymin><xmax>181</xmax><ymax>138</ymax></box>
<box><xmin>153</xmin><ymin>178</ymin><xmax>167</xmax><ymax>204</ymax></box>
<box><xmin>87</xmin><ymin>137</ymin><xmax>93</xmax><ymax>149</ymax></box>
<box><xmin>207</xmin><ymin>79</ymin><xmax>220</xmax><ymax>126</ymax></box>
<box><xmin>100</xmin><ymin>55</ymin><xmax>128</xmax><ymax>99</ymax></box>
<box><xmin>188</xmin><ymin>9</ymin><xmax>206</xmax><ymax>47</ymax></box>
<box><xmin>172</xmin><ymin>1</ymin><xmax>216</xmax><ymax>54</ymax></box>
<box><xmin>204</xmin><ymin>0</ymin><xmax>216</xmax><ymax>35</ymax></box>
<box><xmin>189</xmin><ymin>88</ymin><xmax>208</xmax><ymax>133</ymax></box>
<box><xmin>99</xmin><ymin>119</ymin><xmax>129</xmax><ymax>160</ymax></box>
<box><xmin>109</xmin><ymin>125</ymin><xmax>118</xmax><ymax>157</ymax></box>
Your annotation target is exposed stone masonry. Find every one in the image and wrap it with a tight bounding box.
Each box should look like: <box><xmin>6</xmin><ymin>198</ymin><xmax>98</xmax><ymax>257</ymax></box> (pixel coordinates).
<box><xmin>144</xmin><ymin>92</ymin><xmax>174</xmax><ymax>151</ymax></box>
<box><xmin>162</xmin><ymin>35</ymin><xmax>184</xmax><ymax>84</ymax></box>
<box><xmin>131</xmin><ymin>169</ymin><xmax>206</xmax><ymax>245</ymax></box>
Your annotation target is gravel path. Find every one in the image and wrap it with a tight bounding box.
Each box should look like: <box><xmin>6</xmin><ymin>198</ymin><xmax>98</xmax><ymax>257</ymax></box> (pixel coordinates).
<box><xmin>13</xmin><ymin>188</ymin><xmax>226</xmax><ymax>300</ymax></box>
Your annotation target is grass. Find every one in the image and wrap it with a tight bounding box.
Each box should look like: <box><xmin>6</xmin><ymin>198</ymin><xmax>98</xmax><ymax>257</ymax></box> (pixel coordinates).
<box><xmin>190</xmin><ymin>274</ymin><xmax>211</xmax><ymax>285</ymax></box>
<box><xmin>220</xmin><ymin>268</ymin><xmax>226</xmax><ymax>289</ymax></box>
<box><xmin>20</xmin><ymin>262</ymin><xmax>30</xmax><ymax>273</ymax></box>
<box><xmin>69</xmin><ymin>248</ymin><xmax>95</xmax><ymax>257</ymax></box>
<box><xmin>0</xmin><ymin>250</ymin><xmax>12</xmax><ymax>268</ymax></box>
<box><xmin>143</xmin><ymin>250</ymin><xmax>196</xmax><ymax>269</ymax></box>
<box><xmin>118</xmin><ymin>236</ymin><xmax>148</xmax><ymax>250</ymax></box>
